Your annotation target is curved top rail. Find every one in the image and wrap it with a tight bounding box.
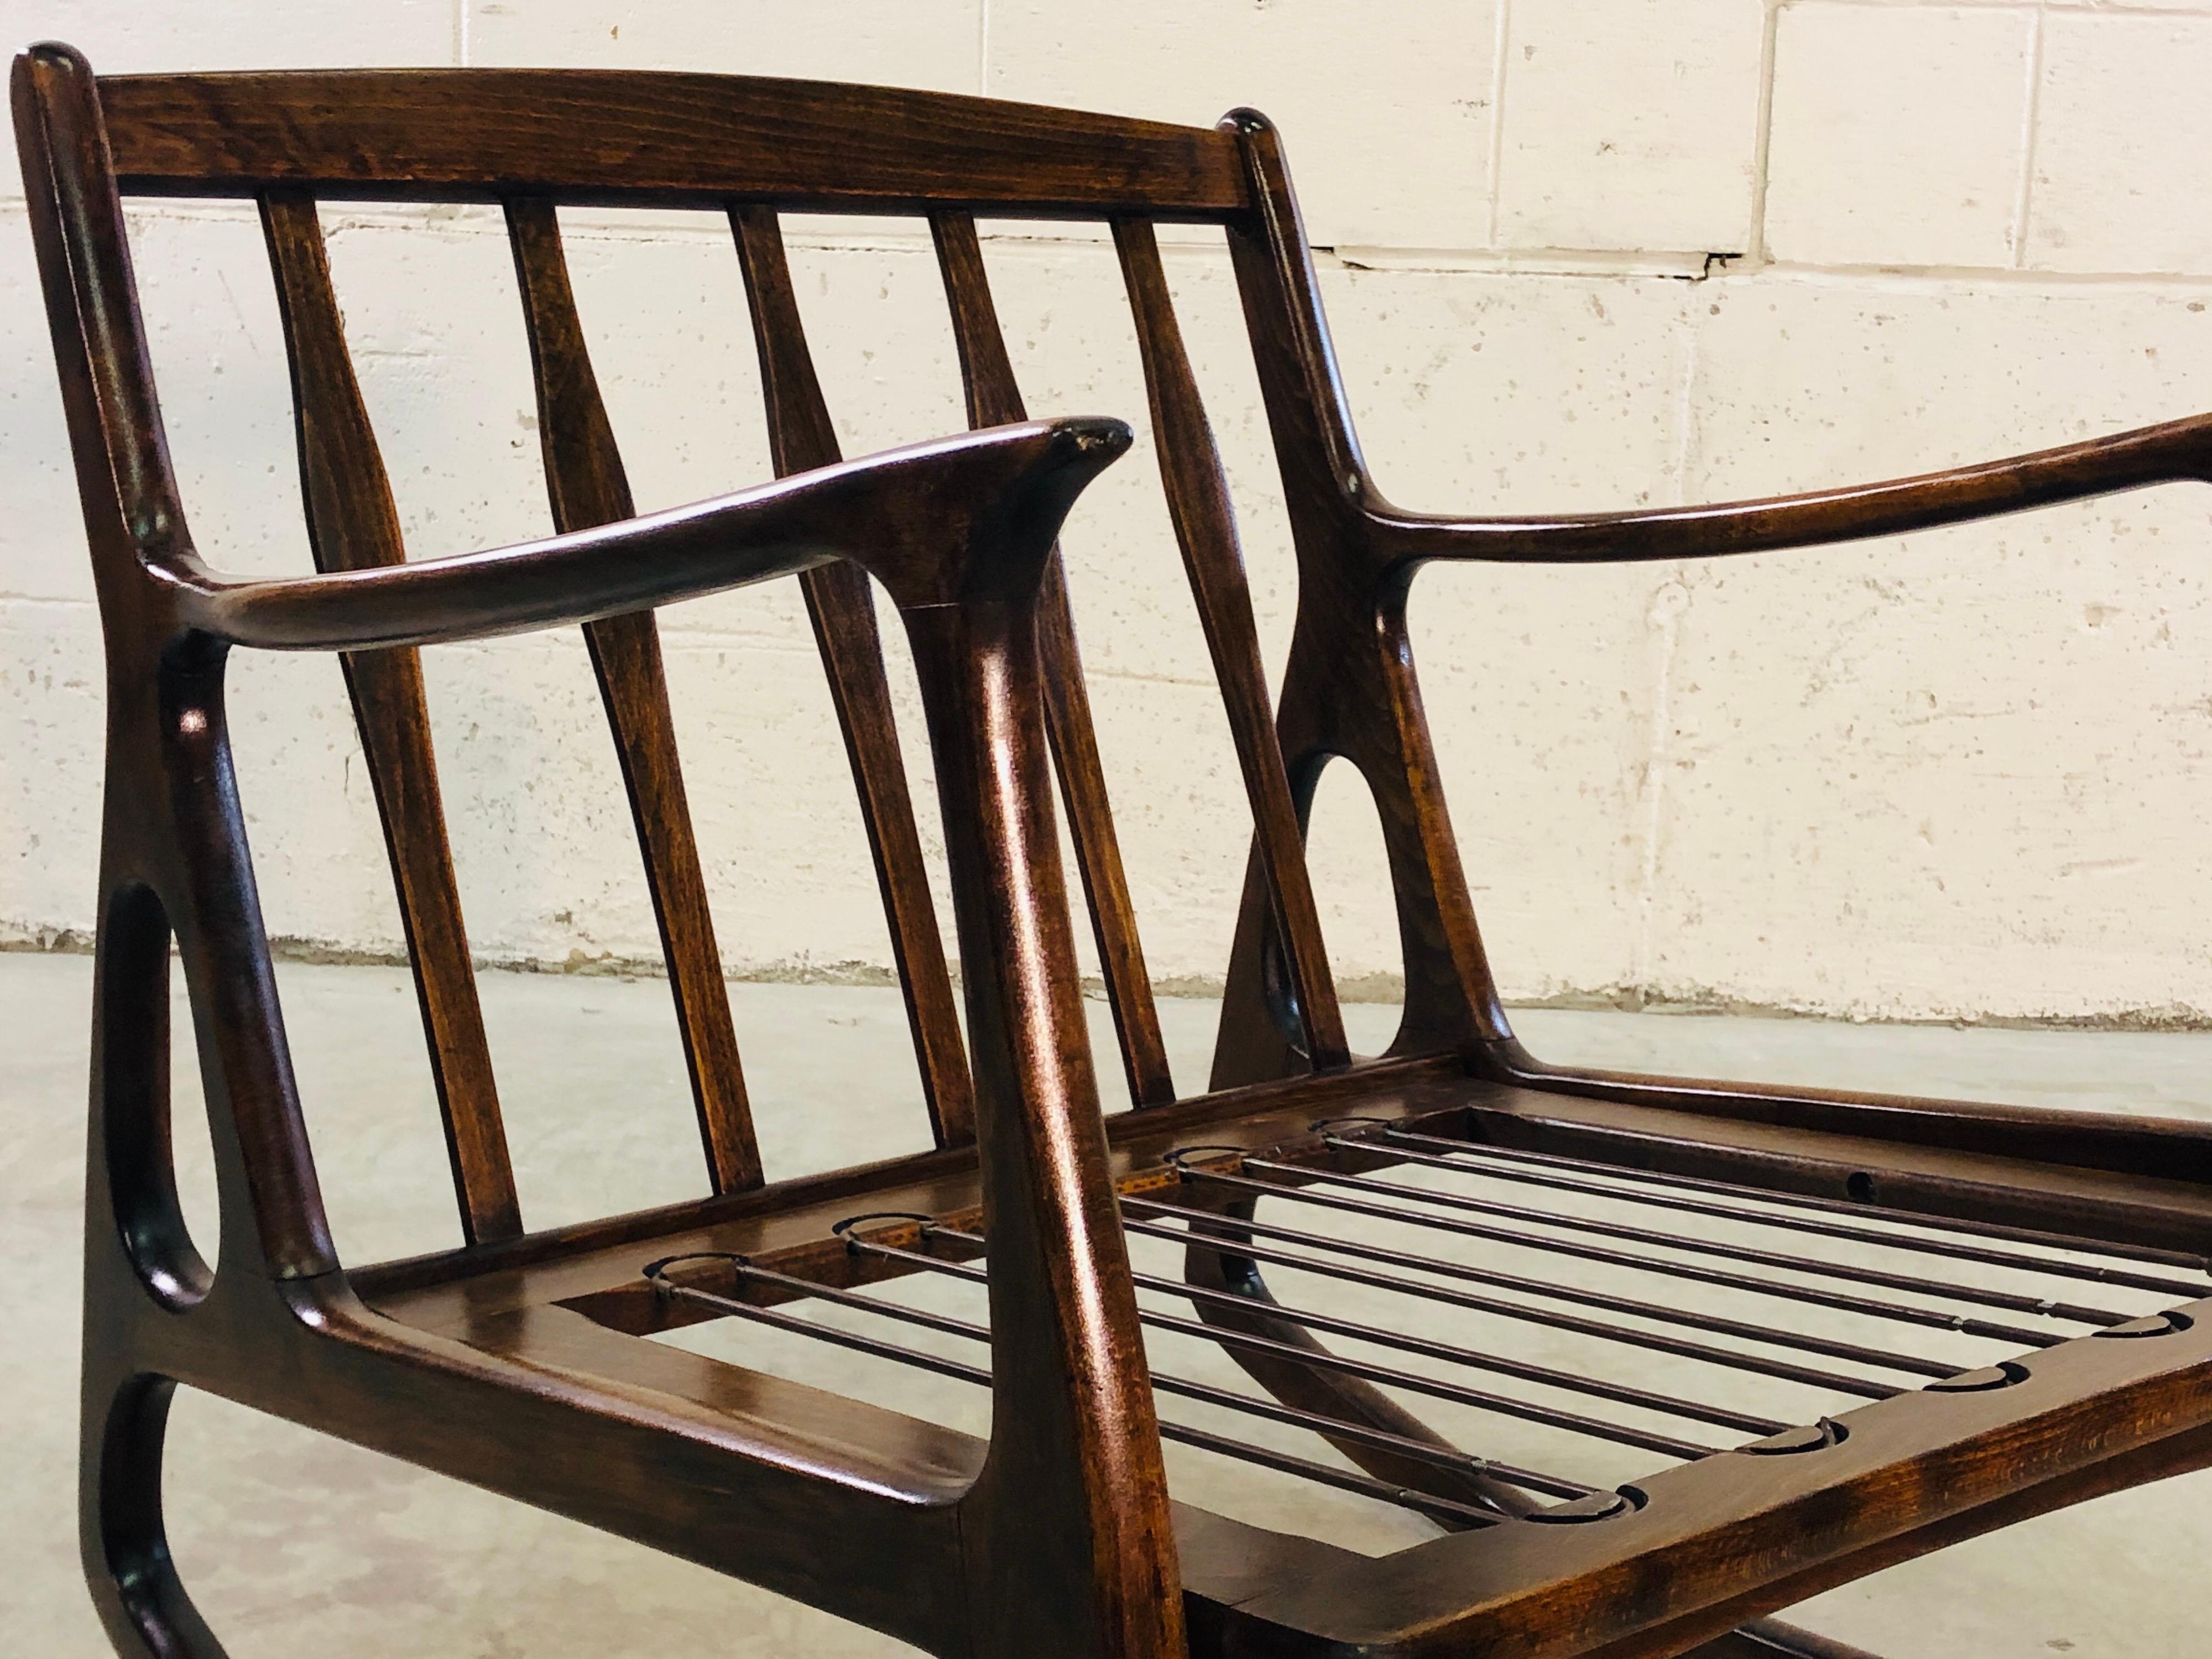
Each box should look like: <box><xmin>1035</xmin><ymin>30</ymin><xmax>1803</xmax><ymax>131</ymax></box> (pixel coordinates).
<box><xmin>92</xmin><ymin>65</ymin><xmax>1251</xmax><ymax>218</ymax></box>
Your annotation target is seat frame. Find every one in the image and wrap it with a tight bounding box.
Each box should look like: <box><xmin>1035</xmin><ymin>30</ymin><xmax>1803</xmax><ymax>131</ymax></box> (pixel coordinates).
<box><xmin>19</xmin><ymin>39</ymin><xmax>2212</xmax><ymax>1659</ymax></box>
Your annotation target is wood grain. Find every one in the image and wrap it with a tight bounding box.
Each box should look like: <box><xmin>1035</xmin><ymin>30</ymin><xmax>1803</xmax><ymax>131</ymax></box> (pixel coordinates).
<box><xmin>730</xmin><ymin>203</ymin><xmax>978</xmax><ymax>1149</ymax></box>
<box><xmin>931</xmin><ymin>210</ymin><xmax>1177</xmax><ymax>1107</ymax></box>
<box><xmin>260</xmin><ymin>190</ymin><xmax>523</xmax><ymax>1244</ymax></box>
<box><xmin>98</xmin><ymin>69</ymin><xmax>1248</xmax><ymax>217</ymax></box>
<box><xmin>1115</xmin><ymin>216</ymin><xmax>1349</xmax><ymax>1074</ymax></box>
<box><xmin>507</xmin><ymin>197</ymin><xmax>762</xmax><ymax>1194</ymax></box>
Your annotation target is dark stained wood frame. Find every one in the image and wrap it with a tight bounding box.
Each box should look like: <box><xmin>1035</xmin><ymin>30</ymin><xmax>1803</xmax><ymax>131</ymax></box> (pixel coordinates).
<box><xmin>20</xmin><ymin>39</ymin><xmax>2212</xmax><ymax>1659</ymax></box>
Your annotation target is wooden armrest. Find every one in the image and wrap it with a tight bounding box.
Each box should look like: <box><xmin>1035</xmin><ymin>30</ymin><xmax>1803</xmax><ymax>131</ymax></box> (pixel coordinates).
<box><xmin>161</xmin><ymin>416</ymin><xmax>1126</xmax><ymax>651</ymax></box>
<box><xmin>1368</xmin><ymin>413</ymin><xmax>2212</xmax><ymax>570</ymax></box>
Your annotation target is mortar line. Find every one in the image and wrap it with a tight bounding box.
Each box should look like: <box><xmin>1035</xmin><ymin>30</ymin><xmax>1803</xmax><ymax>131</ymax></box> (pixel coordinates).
<box><xmin>1745</xmin><ymin>0</ymin><xmax>1783</xmax><ymax>268</ymax></box>
<box><xmin>2010</xmin><ymin>4</ymin><xmax>2048</xmax><ymax>270</ymax></box>
<box><xmin>94</xmin><ymin>199</ymin><xmax>2212</xmax><ymax>287</ymax></box>
<box><xmin>1802</xmin><ymin>0</ymin><xmax>2208</xmax><ymax>14</ymax></box>
<box><xmin>1484</xmin><ymin>0</ymin><xmax>1514</xmax><ymax>246</ymax></box>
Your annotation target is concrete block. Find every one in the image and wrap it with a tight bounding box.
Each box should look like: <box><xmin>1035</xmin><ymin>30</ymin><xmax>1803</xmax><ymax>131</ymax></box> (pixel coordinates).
<box><xmin>1667</xmin><ymin>277</ymin><xmax>2212</xmax><ymax>1020</ymax></box>
<box><xmin>0</xmin><ymin>204</ymin><xmax>84</xmax><ymax>604</ymax></box>
<box><xmin>985</xmin><ymin>0</ymin><xmax>1499</xmax><ymax>250</ymax></box>
<box><xmin>2029</xmin><ymin>11</ymin><xmax>2212</xmax><ymax>275</ymax></box>
<box><xmin>0</xmin><ymin>597</ymin><xmax>103</xmax><ymax>942</ymax></box>
<box><xmin>255</xmin><ymin>213</ymin><xmax>956</xmax><ymax>976</ymax></box>
<box><xmin>1325</xmin><ymin>265</ymin><xmax>1695</xmax><ymax>999</ymax></box>
<box><xmin>16</xmin><ymin>0</ymin><xmax>452</xmax><ymax>72</ymax></box>
<box><xmin>1496</xmin><ymin>0</ymin><xmax>1766</xmax><ymax>254</ymax></box>
<box><xmin>14</xmin><ymin>1</ymin><xmax>2212</xmax><ymax>1030</ymax></box>
<box><xmin>465</xmin><ymin>0</ymin><xmax>983</xmax><ymax>92</ymax></box>
<box><xmin>962</xmin><ymin>237</ymin><xmax>1265</xmax><ymax>684</ymax></box>
<box><xmin>2</xmin><ymin>185</ymin><xmax>1700</xmax><ymax>1003</ymax></box>
<box><xmin>4</xmin><ymin>203</ymin><xmax>320</xmax><ymax>607</ymax></box>
<box><xmin>977</xmin><ymin>243</ymin><xmax>1692</xmax><ymax>996</ymax></box>
<box><xmin>317</xmin><ymin>209</ymin><xmax>557</xmax><ymax>559</ymax></box>
<box><xmin>1764</xmin><ymin>3</ymin><xmax>2034</xmax><ymax>270</ymax></box>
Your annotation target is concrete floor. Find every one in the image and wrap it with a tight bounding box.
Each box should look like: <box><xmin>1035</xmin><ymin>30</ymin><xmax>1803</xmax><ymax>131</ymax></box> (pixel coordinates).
<box><xmin>4</xmin><ymin>950</ymin><xmax>2209</xmax><ymax>1657</ymax></box>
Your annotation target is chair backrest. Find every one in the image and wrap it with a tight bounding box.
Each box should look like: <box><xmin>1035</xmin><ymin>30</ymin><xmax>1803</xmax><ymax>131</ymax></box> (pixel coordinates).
<box><xmin>19</xmin><ymin>48</ymin><xmax>1509</xmax><ymax>1256</ymax></box>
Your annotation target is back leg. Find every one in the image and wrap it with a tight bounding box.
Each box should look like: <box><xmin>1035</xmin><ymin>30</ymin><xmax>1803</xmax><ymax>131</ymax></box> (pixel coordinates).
<box><xmin>81</xmin><ymin>1368</ymin><xmax>227</xmax><ymax>1658</ymax></box>
<box><xmin>79</xmin><ymin>875</ymin><xmax>226</xmax><ymax>1655</ymax></box>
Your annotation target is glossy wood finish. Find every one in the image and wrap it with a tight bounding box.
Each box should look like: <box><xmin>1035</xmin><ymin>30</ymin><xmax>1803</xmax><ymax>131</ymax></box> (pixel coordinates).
<box><xmin>876</xmin><ymin>460</ymin><xmax>1186</xmax><ymax>1655</ymax></box>
<box><xmin>1115</xmin><ymin>215</ymin><xmax>1349</xmax><ymax>1076</ymax></box>
<box><xmin>1213</xmin><ymin>112</ymin><xmax>1513</xmax><ymax>1088</ymax></box>
<box><xmin>96</xmin><ymin>69</ymin><xmax>1249</xmax><ymax>217</ymax></box>
<box><xmin>505</xmin><ymin>197</ymin><xmax>762</xmax><ymax>1192</ymax></box>
<box><xmin>174</xmin><ymin>426</ymin><xmax>1100</xmax><ymax>652</ymax></box>
<box><xmin>259</xmin><ymin>190</ymin><xmax>522</xmax><ymax>1243</ymax></box>
<box><xmin>21</xmin><ymin>38</ymin><xmax>1164</xmax><ymax>1659</ymax></box>
<box><xmin>931</xmin><ymin>210</ymin><xmax>1177</xmax><ymax>1107</ymax></box>
<box><xmin>729</xmin><ymin>202</ymin><xmax>977</xmax><ymax>1146</ymax></box>
<box><xmin>25</xmin><ymin>36</ymin><xmax>2212</xmax><ymax>1659</ymax></box>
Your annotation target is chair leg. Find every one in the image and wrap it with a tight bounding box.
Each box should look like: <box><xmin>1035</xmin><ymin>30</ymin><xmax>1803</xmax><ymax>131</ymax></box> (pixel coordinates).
<box><xmin>81</xmin><ymin>1368</ymin><xmax>229</xmax><ymax>1659</ymax></box>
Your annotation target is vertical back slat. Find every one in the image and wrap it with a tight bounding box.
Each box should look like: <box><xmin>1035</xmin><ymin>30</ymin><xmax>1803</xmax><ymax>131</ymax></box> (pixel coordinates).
<box><xmin>727</xmin><ymin>203</ymin><xmax>977</xmax><ymax>1147</ymax></box>
<box><xmin>1111</xmin><ymin>217</ymin><xmax>1348</xmax><ymax>1069</ymax></box>
<box><xmin>928</xmin><ymin>212</ymin><xmax>1176</xmax><ymax>1107</ymax></box>
<box><xmin>503</xmin><ymin>200</ymin><xmax>763</xmax><ymax>1194</ymax></box>
<box><xmin>258</xmin><ymin>190</ymin><xmax>524</xmax><ymax>1242</ymax></box>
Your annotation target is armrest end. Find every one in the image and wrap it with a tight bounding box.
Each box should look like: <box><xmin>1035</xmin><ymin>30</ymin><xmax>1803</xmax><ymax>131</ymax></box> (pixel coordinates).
<box><xmin>1373</xmin><ymin>413</ymin><xmax>2212</xmax><ymax>570</ymax></box>
<box><xmin>167</xmin><ymin>415</ymin><xmax>1131</xmax><ymax>653</ymax></box>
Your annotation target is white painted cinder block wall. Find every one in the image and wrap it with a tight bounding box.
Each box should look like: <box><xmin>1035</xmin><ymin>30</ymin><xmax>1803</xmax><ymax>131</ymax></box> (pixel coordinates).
<box><xmin>6</xmin><ymin>1</ymin><xmax>2212</xmax><ymax>1025</ymax></box>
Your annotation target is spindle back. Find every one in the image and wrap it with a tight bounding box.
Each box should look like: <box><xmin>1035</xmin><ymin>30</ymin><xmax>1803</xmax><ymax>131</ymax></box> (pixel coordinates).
<box><xmin>67</xmin><ymin>62</ymin><xmax>1499</xmax><ymax>1253</ymax></box>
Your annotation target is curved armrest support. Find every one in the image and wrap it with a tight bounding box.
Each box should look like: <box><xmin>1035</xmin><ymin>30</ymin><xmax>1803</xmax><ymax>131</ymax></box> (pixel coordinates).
<box><xmin>1371</xmin><ymin>413</ymin><xmax>2212</xmax><ymax>571</ymax></box>
<box><xmin>160</xmin><ymin>417</ymin><xmax>1129</xmax><ymax>651</ymax></box>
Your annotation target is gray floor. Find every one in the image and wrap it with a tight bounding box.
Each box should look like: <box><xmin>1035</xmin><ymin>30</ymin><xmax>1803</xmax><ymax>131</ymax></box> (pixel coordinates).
<box><xmin>4</xmin><ymin>949</ymin><xmax>2208</xmax><ymax>1656</ymax></box>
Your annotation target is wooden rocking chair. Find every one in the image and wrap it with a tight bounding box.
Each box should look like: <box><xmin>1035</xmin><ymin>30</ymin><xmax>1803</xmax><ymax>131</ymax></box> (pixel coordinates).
<box><xmin>20</xmin><ymin>39</ymin><xmax>2212</xmax><ymax>1658</ymax></box>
